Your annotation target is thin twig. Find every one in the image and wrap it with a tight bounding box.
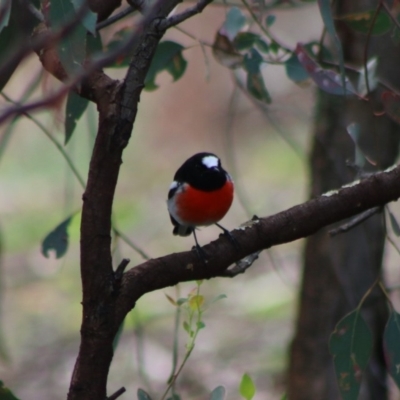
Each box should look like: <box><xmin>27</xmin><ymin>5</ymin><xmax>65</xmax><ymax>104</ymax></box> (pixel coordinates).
<box><xmin>386</xmin><ymin>234</ymin><xmax>400</xmax><ymax>256</ymax></box>
<box><xmin>0</xmin><ymin>0</ymin><xmax>163</xmax><ymax>124</ymax></box>
<box><xmin>329</xmin><ymin>206</ymin><xmax>382</xmax><ymax>236</ymax></box>
<box><xmin>240</xmin><ymin>0</ymin><xmax>291</xmax><ymax>53</ymax></box>
<box><xmin>219</xmin><ymin>251</ymin><xmax>260</xmax><ymax>277</ymax></box>
<box><xmin>362</xmin><ymin>0</ymin><xmax>383</xmax><ymax>98</ymax></box>
<box><xmin>160</xmin><ymin>0</ymin><xmax>213</xmax><ymax>29</ymax></box>
<box><xmin>0</xmin><ymin>1</ymin><xmax>89</xmax><ymax>89</ymax></box>
<box><xmin>382</xmin><ymin>1</ymin><xmax>400</xmax><ymax>30</ymax></box>
<box><xmin>115</xmin><ymin>258</ymin><xmax>131</xmax><ymax>280</ymax></box>
<box><xmin>107</xmin><ymin>387</ymin><xmax>126</xmax><ymax>400</ymax></box>
<box><xmin>96</xmin><ymin>6</ymin><xmax>137</xmax><ymax>30</ymax></box>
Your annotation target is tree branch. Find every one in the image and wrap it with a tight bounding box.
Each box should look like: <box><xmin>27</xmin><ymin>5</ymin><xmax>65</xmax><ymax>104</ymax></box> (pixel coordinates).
<box><xmin>159</xmin><ymin>0</ymin><xmax>214</xmax><ymax>29</ymax></box>
<box><xmin>68</xmin><ymin>1</ymin><xmax>196</xmax><ymax>399</ymax></box>
<box><xmin>115</xmin><ymin>165</ymin><xmax>400</xmax><ymax>320</ymax></box>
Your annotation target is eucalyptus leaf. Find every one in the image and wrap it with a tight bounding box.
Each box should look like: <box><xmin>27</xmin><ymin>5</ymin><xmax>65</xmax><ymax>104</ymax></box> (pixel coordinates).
<box><xmin>41</xmin><ymin>215</ymin><xmax>73</xmax><ymax>259</ymax></box>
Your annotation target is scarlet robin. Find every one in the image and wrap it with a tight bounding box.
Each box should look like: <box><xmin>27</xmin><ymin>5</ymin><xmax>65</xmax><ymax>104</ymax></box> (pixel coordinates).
<box><xmin>167</xmin><ymin>152</ymin><xmax>235</xmax><ymax>259</ymax></box>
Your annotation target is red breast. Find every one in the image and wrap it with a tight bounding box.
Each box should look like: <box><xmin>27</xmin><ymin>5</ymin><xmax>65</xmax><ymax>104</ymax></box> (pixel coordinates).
<box><xmin>175</xmin><ymin>180</ymin><xmax>234</xmax><ymax>226</ymax></box>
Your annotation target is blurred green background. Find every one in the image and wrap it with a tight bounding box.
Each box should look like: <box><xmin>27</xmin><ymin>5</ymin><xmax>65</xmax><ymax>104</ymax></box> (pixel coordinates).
<box><xmin>0</xmin><ymin>3</ymin><xmax>327</xmax><ymax>399</ymax></box>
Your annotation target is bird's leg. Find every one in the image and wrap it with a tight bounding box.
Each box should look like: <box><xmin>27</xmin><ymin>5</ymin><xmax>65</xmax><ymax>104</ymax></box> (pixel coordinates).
<box><xmin>192</xmin><ymin>229</ymin><xmax>208</xmax><ymax>263</ymax></box>
<box><xmin>215</xmin><ymin>223</ymin><xmax>239</xmax><ymax>249</ymax></box>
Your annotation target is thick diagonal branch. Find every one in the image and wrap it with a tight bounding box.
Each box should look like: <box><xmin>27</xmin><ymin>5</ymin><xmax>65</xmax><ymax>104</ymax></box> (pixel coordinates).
<box><xmin>115</xmin><ymin>165</ymin><xmax>400</xmax><ymax>320</ymax></box>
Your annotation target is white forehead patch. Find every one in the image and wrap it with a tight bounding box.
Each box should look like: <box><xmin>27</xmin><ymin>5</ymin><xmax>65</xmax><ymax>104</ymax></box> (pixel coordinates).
<box><xmin>169</xmin><ymin>181</ymin><xmax>179</xmax><ymax>190</ymax></box>
<box><xmin>202</xmin><ymin>155</ymin><xmax>219</xmax><ymax>169</ymax></box>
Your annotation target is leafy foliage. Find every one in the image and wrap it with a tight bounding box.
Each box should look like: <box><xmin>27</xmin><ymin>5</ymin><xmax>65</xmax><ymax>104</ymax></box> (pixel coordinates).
<box><xmin>41</xmin><ymin>215</ymin><xmax>73</xmax><ymax>259</ymax></box>
<box><xmin>239</xmin><ymin>373</ymin><xmax>256</xmax><ymax>400</ymax></box>
<box><xmin>338</xmin><ymin>10</ymin><xmax>392</xmax><ymax>35</ymax></box>
<box><xmin>70</xmin><ymin>0</ymin><xmax>97</xmax><ymax>35</ymax></box>
<box><xmin>329</xmin><ymin>310</ymin><xmax>373</xmax><ymax>400</ymax></box>
<box><xmin>295</xmin><ymin>44</ymin><xmax>356</xmax><ymax>95</ymax></box>
<box><xmin>209</xmin><ymin>386</ymin><xmax>226</xmax><ymax>400</ymax></box>
<box><xmin>383</xmin><ymin>310</ymin><xmax>400</xmax><ymax>389</ymax></box>
<box><xmin>65</xmin><ymin>91</ymin><xmax>89</xmax><ymax>144</ymax></box>
<box><xmin>49</xmin><ymin>0</ymin><xmax>87</xmax><ymax>77</ymax></box>
<box><xmin>0</xmin><ymin>381</ymin><xmax>20</xmax><ymax>400</ymax></box>
<box><xmin>0</xmin><ymin>0</ymin><xmax>34</xmax><ymax>91</ymax></box>
<box><xmin>317</xmin><ymin>0</ymin><xmax>346</xmax><ymax>93</ymax></box>
<box><xmin>388</xmin><ymin>209</ymin><xmax>400</xmax><ymax>236</ymax></box>
<box><xmin>145</xmin><ymin>41</ymin><xmax>188</xmax><ymax>91</ymax></box>
<box><xmin>3</xmin><ymin>0</ymin><xmax>400</xmax><ymax>398</ymax></box>
<box><xmin>0</xmin><ymin>1</ymin><xmax>11</xmax><ymax>33</ymax></box>
<box><xmin>284</xmin><ymin>53</ymin><xmax>309</xmax><ymax>84</ymax></box>
<box><xmin>137</xmin><ymin>388</ymin><xmax>152</xmax><ymax>400</ymax></box>
<box><xmin>346</xmin><ymin>123</ymin><xmax>366</xmax><ymax>168</ymax></box>
<box><xmin>223</xmin><ymin>7</ymin><xmax>246</xmax><ymax>40</ymax></box>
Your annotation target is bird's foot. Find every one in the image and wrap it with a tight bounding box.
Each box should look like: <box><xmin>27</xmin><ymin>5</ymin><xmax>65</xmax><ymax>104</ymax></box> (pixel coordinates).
<box><xmin>216</xmin><ymin>223</ymin><xmax>240</xmax><ymax>250</ymax></box>
<box><xmin>192</xmin><ymin>244</ymin><xmax>208</xmax><ymax>263</ymax></box>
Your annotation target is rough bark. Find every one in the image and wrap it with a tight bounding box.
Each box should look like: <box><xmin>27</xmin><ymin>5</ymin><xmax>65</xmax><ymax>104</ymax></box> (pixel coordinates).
<box><xmin>288</xmin><ymin>1</ymin><xmax>400</xmax><ymax>398</ymax></box>
<box><xmin>67</xmin><ymin>2</ymin><xmax>193</xmax><ymax>399</ymax></box>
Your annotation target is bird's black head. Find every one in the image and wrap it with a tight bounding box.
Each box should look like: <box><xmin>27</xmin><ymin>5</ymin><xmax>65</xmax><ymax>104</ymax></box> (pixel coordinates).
<box><xmin>174</xmin><ymin>152</ymin><xmax>229</xmax><ymax>191</ymax></box>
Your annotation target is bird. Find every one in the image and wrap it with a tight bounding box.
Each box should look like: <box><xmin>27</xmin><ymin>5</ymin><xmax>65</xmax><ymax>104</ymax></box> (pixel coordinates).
<box><xmin>167</xmin><ymin>152</ymin><xmax>235</xmax><ymax>260</ymax></box>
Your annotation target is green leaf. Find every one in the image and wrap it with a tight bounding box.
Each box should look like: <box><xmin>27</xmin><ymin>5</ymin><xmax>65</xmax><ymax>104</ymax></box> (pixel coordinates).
<box><xmin>0</xmin><ymin>1</ymin><xmax>11</xmax><ymax>33</ymax></box>
<box><xmin>243</xmin><ymin>48</ymin><xmax>263</xmax><ymax>74</ymax></box>
<box><xmin>65</xmin><ymin>91</ymin><xmax>89</xmax><ymax>144</ymax></box>
<box><xmin>137</xmin><ymin>388</ymin><xmax>152</xmax><ymax>400</ymax></box>
<box><xmin>210</xmin><ymin>386</ymin><xmax>226</xmax><ymax>400</ymax></box>
<box><xmin>41</xmin><ymin>216</ymin><xmax>73</xmax><ymax>259</ymax></box>
<box><xmin>265</xmin><ymin>15</ymin><xmax>276</xmax><ymax>27</ymax></box>
<box><xmin>106</xmin><ymin>28</ymin><xmax>131</xmax><ymax>67</ymax></box>
<box><xmin>165</xmin><ymin>293</ymin><xmax>177</xmax><ymax>306</ymax></box>
<box><xmin>50</xmin><ymin>0</ymin><xmax>87</xmax><ymax>77</ymax></box>
<box><xmin>165</xmin><ymin>51</ymin><xmax>187</xmax><ymax>81</ymax></box>
<box><xmin>384</xmin><ymin>310</ymin><xmax>400</xmax><ymax>389</ymax></box>
<box><xmin>189</xmin><ymin>294</ymin><xmax>204</xmax><ymax>310</ymax></box>
<box><xmin>87</xmin><ymin>33</ymin><xmax>103</xmax><ymax>57</ymax></box>
<box><xmin>388</xmin><ymin>210</ymin><xmax>400</xmax><ymax>236</ymax></box>
<box><xmin>269</xmin><ymin>41</ymin><xmax>280</xmax><ymax>54</ymax></box>
<box><xmin>295</xmin><ymin>44</ymin><xmax>356</xmax><ymax>96</ymax></box>
<box><xmin>177</xmin><ymin>297</ymin><xmax>188</xmax><ymax>306</ymax></box>
<box><xmin>318</xmin><ymin>0</ymin><xmax>346</xmax><ymax>94</ymax></box>
<box><xmin>212</xmin><ymin>31</ymin><xmax>243</xmax><ymax>69</ymax></box>
<box><xmin>210</xmin><ymin>293</ymin><xmax>227</xmax><ymax>305</ymax></box>
<box><xmin>329</xmin><ymin>310</ymin><xmax>373</xmax><ymax>400</ymax></box>
<box><xmin>340</xmin><ymin>10</ymin><xmax>392</xmax><ymax>35</ymax></box>
<box><xmin>0</xmin><ymin>0</ymin><xmax>28</xmax><ymax>91</ymax></box>
<box><xmin>196</xmin><ymin>321</ymin><xmax>205</xmax><ymax>330</ymax></box>
<box><xmin>223</xmin><ymin>7</ymin><xmax>246</xmax><ymax>40</ymax></box>
<box><xmin>144</xmin><ymin>41</ymin><xmax>187</xmax><ymax>91</ymax></box>
<box><xmin>233</xmin><ymin>32</ymin><xmax>259</xmax><ymax>50</ymax></box>
<box><xmin>70</xmin><ymin>0</ymin><xmax>97</xmax><ymax>35</ymax></box>
<box><xmin>0</xmin><ymin>381</ymin><xmax>20</xmax><ymax>400</ymax></box>
<box><xmin>357</xmin><ymin>57</ymin><xmax>378</xmax><ymax>96</ymax></box>
<box><xmin>183</xmin><ymin>320</ymin><xmax>190</xmax><ymax>333</ymax></box>
<box><xmin>167</xmin><ymin>395</ymin><xmax>181</xmax><ymax>400</ymax></box>
<box><xmin>255</xmin><ymin>38</ymin><xmax>269</xmax><ymax>53</ymax></box>
<box><xmin>247</xmin><ymin>72</ymin><xmax>271</xmax><ymax>104</ymax></box>
<box><xmin>346</xmin><ymin>123</ymin><xmax>366</xmax><ymax>168</ymax></box>
<box><xmin>239</xmin><ymin>373</ymin><xmax>256</xmax><ymax>400</ymax></box>
<box><xmin>285</xmin><ymin>53</ymin><xmax>309</xmax><ymax>83</ymax></box>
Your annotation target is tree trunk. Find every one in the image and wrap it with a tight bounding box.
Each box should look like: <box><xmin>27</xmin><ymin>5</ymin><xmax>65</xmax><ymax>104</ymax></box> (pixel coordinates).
<box><xmin>288</xmin><ymin>1</ymin><xmax>400</xmax><ymax>399</ymax></box>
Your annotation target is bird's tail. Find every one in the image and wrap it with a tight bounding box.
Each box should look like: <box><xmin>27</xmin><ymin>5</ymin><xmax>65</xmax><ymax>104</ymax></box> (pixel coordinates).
<box><xmin>173</xmin><ymin>224</ymin><xmax>193</xmax><ymax>237</ymax></box>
